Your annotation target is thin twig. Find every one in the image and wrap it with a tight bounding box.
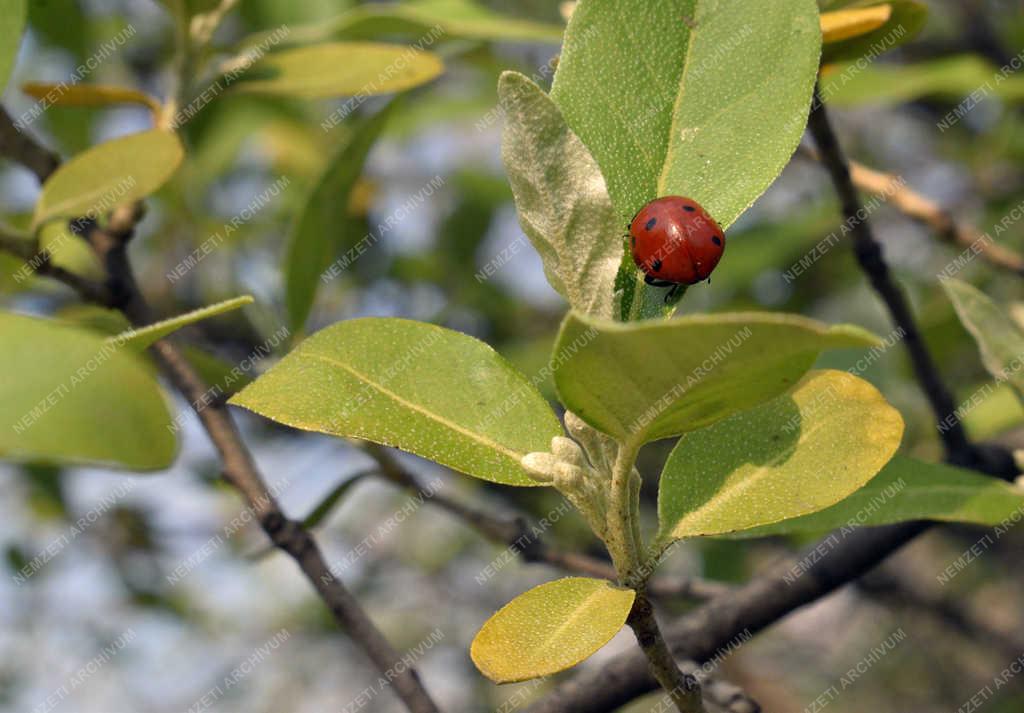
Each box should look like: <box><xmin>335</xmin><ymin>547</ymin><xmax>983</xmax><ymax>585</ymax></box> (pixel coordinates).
<box><xmin>806</xmin><ymin>82</ymin><xmax>976</xmax><ymax>465</ymax></box>
<box><xmin>364</xmin><ymin>443</ymin><xmax>731</xmax><ymax>601</ymax></box>
<box><xmin>0</xmin><ymin>129</ymin><xmax>441</xmax><ymax>713</ymax></box>
<box><xmin>799</xmin><ymin>145</ymin><xmax>1024</xmax><ymax>277</ymax></box>
<box><xmin>0</xmin><ymin>107</ymin><xmax>60</xmax><ymax>183</ymax></box>
<box><xmin>628</xmin><ymin>592</ymin><xmax>704</xmax><ymax>713</ymax></box>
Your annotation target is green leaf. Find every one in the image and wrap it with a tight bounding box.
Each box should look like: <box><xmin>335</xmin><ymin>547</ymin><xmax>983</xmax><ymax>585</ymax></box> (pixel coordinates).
<box><xmin>820</xmin><ymin>55</ymin><xmax>1024</xmax><ymax>107</ymax></box>
<box><xmin>821</xmin><ymin>0</ymin><xmax>926</xmax><ymax>64</ymax></box>
<box><xmin>229</xmin><ymin>318</ymin><xmax>563</xmax><ymax>486</ymax></box>
<box><xmin>330</xmin><ymin>0</ymin><xmax>564</xmax><ymax>43</ymax></box>
<box><xmin>113</xmin><ymin>296</ymin><xmax>254</xmax><ymax>351</ymax></box>
<box><xmin>497</xmin><ymin>72</ymin><xmax>620</xmax><ymax>320</ymax></box>
<box><xmin>0</xmin><ymin>0</ymin><xmax>25</xmax><ymax>93</ymax></box>
<box><xmin>657</xmin><ymin>370</ymin><xmax>903</xmax><ymax>540</ymax></box>
<box><xmin>960</xmin><ymin>381</ymin><xmax>1024</xmax><ymax>440</ymax></box>
<box><xmin>234</xmin><ymin>42</ymin><xmax>443</xmax><ymax>99</ymax></box>
<box><xmin>470</xmin><ymin>577</ymin><xmax>635</xmax><ymax>683</ymax></box>
<box><xmin>553</xmin><ymin>310</ymin><xmax>880</xmax><ymax>444</ymax></box>
<box><xmin>285</xmin><ymin>100</ymin><xmax>396</xmax><ymax>332</ymax></box>
<box><xmin>0</xmin><ymin>312</ymin><xmax>176</xmax><ymax>470</ymax></box>
<box><xmin>549</xmin><ymin>0</ymin><xmax>821</xmax><ymax>231</ymax></box>
<box><xmin>941</xmin><ymin>278</ymin><xmax>1024</xmax><ymax>398</ymax></box>
<box><xmin>33</xmin><ymin>130</ymin><xmax>185</xmax><ymax>229</ymax></box>
<box><xmin>55</xmin><ymin>305</ymin><xmax>253</xmax><ymax>394</ymax></box>
<box><xmin>734</xmin><ymin>455</ymin><xmax>1024</xmax><ymax>537</ymax></box>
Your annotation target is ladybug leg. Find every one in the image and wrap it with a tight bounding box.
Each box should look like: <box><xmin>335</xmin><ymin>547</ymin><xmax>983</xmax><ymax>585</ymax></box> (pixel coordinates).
<box><xmin>643</xmin><ymin>274</ymin><xmax>675</xmax><ymax>288</ymax></box>
<box><xmin>664</xmin><ymin>284</ymin><xmax>683</xmax><ymax>303</ymax></box>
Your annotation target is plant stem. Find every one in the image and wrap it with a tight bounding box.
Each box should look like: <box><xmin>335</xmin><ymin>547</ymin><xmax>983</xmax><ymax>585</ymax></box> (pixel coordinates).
<box><xmin>627</xmin><ymin>592</ymin><xmax>704</xmax><ymax>713</ymax></box>
<box><xmin>608</xmin><ymin>441</ymin><xmax>706</xmax><ymax>713</ymax></box>
<box><xmin>607</xmin><ymin>439</ymin><xmax>642</xmax><ymax>582</ymax></box>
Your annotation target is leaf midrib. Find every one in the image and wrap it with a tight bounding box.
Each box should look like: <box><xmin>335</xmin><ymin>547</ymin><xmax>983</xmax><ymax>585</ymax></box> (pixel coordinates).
<box><xmin>656</xmin><ymin>0</ymin><xmax>701</xmax><ymax>195</ymax></box>
<box><xmin>306</xmin><ymin>350</ymin><xmax>524</xmax><ymax>462</ymax></box>
<box><xmin>522</xmin><ymin>586</ymin><xmax>627</xmax><ymax>672</ymax></box>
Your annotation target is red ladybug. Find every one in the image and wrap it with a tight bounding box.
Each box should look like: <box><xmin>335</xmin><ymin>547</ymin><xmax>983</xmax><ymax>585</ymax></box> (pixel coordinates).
<box><xmin>628</xmin><ymin>196</ymin><xmax>725</xmax><ymax>298</ymax></box>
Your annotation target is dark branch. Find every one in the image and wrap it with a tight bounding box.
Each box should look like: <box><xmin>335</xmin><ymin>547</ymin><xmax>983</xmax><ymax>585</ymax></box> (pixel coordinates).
<box><xmin>806</xmin><ymin>83</ymin><xmax>975</xmax><ymax>466</ymax></box>
<box><xmin>0</xmin><ymin>107</ymin><xmax>60</xmax><ymax>183</ymax></box>
<box><xmin>627</xmin><ymin>592</ymin><xmax>704</xmax><ymax>713</ymax></box>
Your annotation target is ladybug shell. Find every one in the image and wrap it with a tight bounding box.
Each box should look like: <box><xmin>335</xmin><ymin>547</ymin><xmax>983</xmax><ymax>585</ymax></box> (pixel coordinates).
<box><xmin>628</xmin><ymin>196</ymin><xmax>725</xmax><ymax>284</ymax></box>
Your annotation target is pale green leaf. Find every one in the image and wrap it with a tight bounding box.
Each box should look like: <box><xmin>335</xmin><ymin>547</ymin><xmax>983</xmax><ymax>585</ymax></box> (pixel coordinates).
<box><xmin>821</xmin><ymin>55</ymin><xmax>1024</xmax><ymax>106</ymax></box>
<box><xmin>234</xmin><ymin>42</ymin><xmax>443</xmax><ymax>99</ymax></box>
<box><xmin>113</xmin><ymin>296</ymin><xmax>254</xmax><ymax>351</ymax></box>
<box><xmin>657</xmin><ymin>370</ymin><xmax>903</xmax><ymax>541</ymax></box>
<box><xmin>241</xmin><ymin>0</ymin><xmax>562</xmax><ymax>49</ymax></box>
<box><xmin>550</xmin><ymin>0</ymin><xmax>821</xmax><ymax>231</ymax></box>
<box><xmin>285</xmin><ymin>100</ymin><xmax>396</xmax><ymax>332</ymax></box>
<box><xmin>498</xmin><ymin>72</ymin><xmax>620</xmax><ymax>320</ymax></box>
<box><xmin>33</xmin><ymin>130</ymin><xmax>185</xmax><ymax>229</ymax></box>
<box><xmin>0</xmin><ymin>312</ymin><xmax>176</xmax><ymax>470</ymax></box>
<box><xmin>0</xmin><ymin>0</ymin><xmax>25</xmax><ymax>93</ymax></box>
<box><xmin>553</xmin><ymin>310</ymin><xmax>880</xmax><ymax>443</ymax></box>
<box><xmin>331</xmin><ymin>0</ymin><xmax>564</xmax><ymax>42</ymax></box>
<box><xmin>941</xmin><ymin>278</ymin><xmax>1024</xmax><ymax>398</ymax></box>
<box><xmin>960</xmin><ymin>381</ymin><xmax>1024</xmax><ymax>440</ymax></box>
<box><xmin>470</xmin><ymin>577</ymin><xmax>635</xmax><ymax>683</ymax></box>
<box><xmin>55</xmin><ymin>304</ymin><xmax>256</xmax><ymax>394</ymax></box>
<box><xmin>734</xmin><ymin>455</ymin><xmax>1024</xmax><ymax>537</ymax></box>
<box><xmin>821</xmin><ymin>0</ymin><xmax>927</xmax><ymax>64</ymax></box>
<box><xmin>230</xmin><ymin>318</ymin><xmax>563</xmax><ymax>486</ymax></box>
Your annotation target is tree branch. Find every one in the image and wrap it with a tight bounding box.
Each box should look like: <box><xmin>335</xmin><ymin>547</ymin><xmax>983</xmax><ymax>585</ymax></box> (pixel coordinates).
<box><xmin>806</xmin><ymin>82</ymin><xmax>976</xmax><ymax>465</ymax></box>
<box><xmin>0</xmin><ymin>132</ymin><xmax>441</xmax><ymax>713</ymax></box>
<box><xmin>0</xmin><ymin>107</ymin><xmax>60</xmax><ymax>183</ymax></box>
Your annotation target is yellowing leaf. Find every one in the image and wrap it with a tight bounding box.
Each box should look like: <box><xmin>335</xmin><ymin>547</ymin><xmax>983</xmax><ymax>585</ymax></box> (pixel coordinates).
<box><xmin>33</xmin><ymin>130</ymin><xmax>184</xmax><ymax>229</ymax></box>
<box><xmin>235</xmin><ymin>42</ymin><xmax>443</xmax><ymax>99</ymax></box>
<box><xmin>471</xmin><ymin>577</ymin><xmax>635</xmax><ymax>683</ymax></box>
<box><xmin>230</xmin><ymin>318</ymin><xmax>563</xmax><ymax>486</ymax></box>
<box><xmin>821</xmin><ymin>4</ymin><xmax>891</xmax><ymax>43</ymax></box>
<box><xmin>21</xmin><ymin>82</ymin><xmax>162</xmax><ymax>114</ymax></box>
<box><xmin>657</xmin><ymin>370</ymin><xmax>903</xmax><ymax>540</ymax></box>
<box><xmin>821</xmin><ymin>0</ymin><xmax>926</xmax><ymax>64</ymax></box>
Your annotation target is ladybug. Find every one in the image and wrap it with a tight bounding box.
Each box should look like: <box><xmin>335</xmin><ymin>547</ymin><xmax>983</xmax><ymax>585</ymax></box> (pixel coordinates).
<box><xmin>628</xmin><ymin>196</ymin><xmax>726</xmax><ymax>300</ymax></box>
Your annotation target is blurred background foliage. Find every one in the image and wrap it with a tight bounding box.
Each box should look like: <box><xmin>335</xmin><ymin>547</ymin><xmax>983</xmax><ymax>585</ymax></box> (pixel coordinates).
<box><xmin>2</xmin><ymin>0</ymin><xmax>1024</xmax><ymax>711</ymax></box>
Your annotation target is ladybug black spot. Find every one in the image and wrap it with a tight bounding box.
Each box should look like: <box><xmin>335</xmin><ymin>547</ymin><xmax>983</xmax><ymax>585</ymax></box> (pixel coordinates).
<box><xmin>651</xmin><ymin>258</ymin><xmax>663</xmax><ymax>272</ymax></box>
<box><xmin>645</xmin><ymin>217</ymin><xmax>657</xmax><ymax>230</ymax></box>
<box><xmin>712</xmin><ymin>235</ymin><xmax>722</xmax><ymax>246</ymax></box>
<box><xmin>683</xmin><ymin>205</ymin><xmax>696</xmax><ymax>212</ymax></box>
